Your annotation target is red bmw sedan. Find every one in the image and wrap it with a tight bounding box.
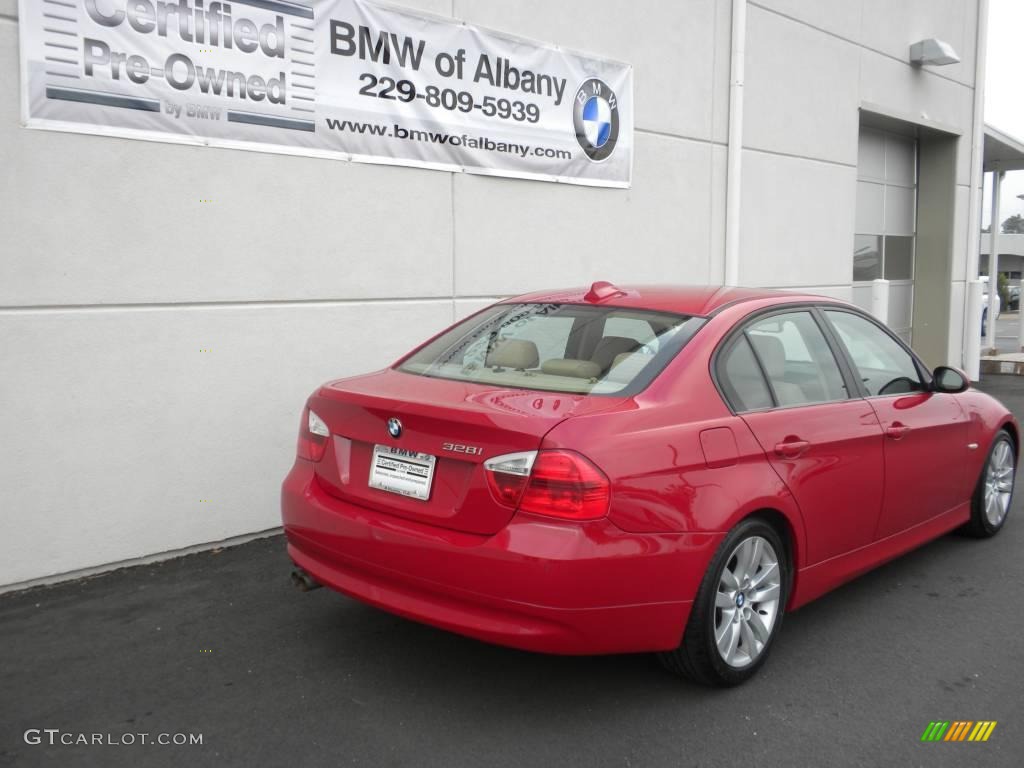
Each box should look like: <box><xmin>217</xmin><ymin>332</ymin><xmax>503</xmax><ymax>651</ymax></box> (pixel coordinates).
<box><xmin>281</xmin><ymin>283</ymin><xmax>1017</xmax><ymax>685</ymax></box>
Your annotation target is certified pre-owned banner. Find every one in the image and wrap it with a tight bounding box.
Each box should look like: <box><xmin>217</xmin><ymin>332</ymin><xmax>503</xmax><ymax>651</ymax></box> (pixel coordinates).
<box><xmin>19</xmin><ymin>0</ymin><xmax>633</xmax><ymax>187</ymax></box>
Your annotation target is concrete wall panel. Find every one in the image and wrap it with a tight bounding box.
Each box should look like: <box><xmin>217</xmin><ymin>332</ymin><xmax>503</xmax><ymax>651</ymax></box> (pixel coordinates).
<box><xmin>0</xmin><ymin>300</ymin><xmax>453</xmax><ymax>585</ymax></box>
<box><xmin>751</xmin><ymin>0</ymin><xmax>863</xmax><ymax>42</ymax></box>
<box><xmin>453</xmin><ymin>135</ymin><xmax>713</xmax><ymax>296</ymax></box>
<box><xmin>739</xmin><ymin>151</ymin><xmax>857</xmax><ymax>288</ymax></box>
<box><xmin>744</xmin><ymin>5</ymin><xmax>860</xmax><ymax>165</ymax></box>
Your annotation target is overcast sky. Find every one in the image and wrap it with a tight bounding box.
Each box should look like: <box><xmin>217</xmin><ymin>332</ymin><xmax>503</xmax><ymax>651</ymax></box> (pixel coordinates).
<box><xmin>983</xmin><ymin>0</ymin><xmax>1024</xmax><ymax>227</ymax></box>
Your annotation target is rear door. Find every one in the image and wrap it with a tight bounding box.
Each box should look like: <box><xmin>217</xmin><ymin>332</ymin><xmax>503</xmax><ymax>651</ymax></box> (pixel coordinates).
<box><xmin>821</xmin><ymin>309</ymin><xmax>969</xmax><ymax>538</ymax></box>
<box><xmin>717</xmin><ymin>308</ymin><xmax>886</xmax><ymax>565</ymax></box>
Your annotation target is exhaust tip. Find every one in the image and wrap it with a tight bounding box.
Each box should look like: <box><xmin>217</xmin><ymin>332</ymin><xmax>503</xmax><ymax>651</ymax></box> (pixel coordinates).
<box><xmin>290</xmin><ymin>566</ymin><xmax>321</xmax><ymax>592</ymax></box>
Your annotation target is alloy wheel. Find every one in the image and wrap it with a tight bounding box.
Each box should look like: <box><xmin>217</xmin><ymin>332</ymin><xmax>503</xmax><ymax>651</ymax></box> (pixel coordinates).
<box><xmin>984</xmin><ymin>439</ymin><xmax>1015</xmax><ymax>527</ymax></box>
<box><xmin>714</xmin><ymin>536</ymin><xmax>782</xmax><ymax>668</ymax></box>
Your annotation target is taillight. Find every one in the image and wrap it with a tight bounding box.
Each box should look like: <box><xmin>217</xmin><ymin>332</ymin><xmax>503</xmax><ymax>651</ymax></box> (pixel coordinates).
<box><xmin>296</xmin><ymin>407</ymin><xmax>329</xmax><ymax>462</ymax></box>
<box><xmin>484</xmin><ymin>451</ymin><xmax>536</xmax><ymax>505</ymax></box>
<box><xmin>484</xmin><ymin>449</ymin><xmax>610</xmax><ymax>521</ymax></box>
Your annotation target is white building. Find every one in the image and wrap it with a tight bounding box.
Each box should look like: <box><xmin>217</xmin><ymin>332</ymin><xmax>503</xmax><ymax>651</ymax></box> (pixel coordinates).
<box><xmin>0</xmin><ymin>0</ymin><xmax>1010</xmax><ymax>588</ymax></box>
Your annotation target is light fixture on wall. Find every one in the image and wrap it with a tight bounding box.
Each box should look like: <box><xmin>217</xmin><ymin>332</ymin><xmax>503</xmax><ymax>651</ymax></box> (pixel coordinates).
<box><xmin>909</xmin><ymin>38</ymin><xmax>960</xmax><ymax>66</ymax></box>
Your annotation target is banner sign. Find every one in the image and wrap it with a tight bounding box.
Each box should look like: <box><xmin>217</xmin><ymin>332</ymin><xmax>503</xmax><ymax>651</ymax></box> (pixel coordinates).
<box><xmin>18</xmin><ymin>0</ymin><xmax>634</xmax><ymax>187</ymax></box>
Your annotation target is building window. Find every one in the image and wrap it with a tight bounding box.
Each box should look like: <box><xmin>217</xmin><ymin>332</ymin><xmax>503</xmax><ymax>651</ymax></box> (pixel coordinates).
<box><xmin>853</xmin><ymin>235</ymin><xmax>882</xmax><ymax>281</ymax></box>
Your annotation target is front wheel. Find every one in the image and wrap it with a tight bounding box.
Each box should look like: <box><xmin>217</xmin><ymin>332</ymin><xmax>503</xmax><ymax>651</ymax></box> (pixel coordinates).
<box><xmin>962</xmin><ymin>430</ymin><xmax>1016</xmax><ymax>538</ymax></box>
<box><xmin>658</xmin><ymin>518</ymin><xmax>788</xmax><ymax>686</ymax></box>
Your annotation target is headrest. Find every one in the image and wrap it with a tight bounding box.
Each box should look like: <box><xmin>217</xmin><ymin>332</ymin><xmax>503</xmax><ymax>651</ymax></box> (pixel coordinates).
<box><xmin>749</xmin><ymin>334</ymin><xmax>785</xmax><ymax>379</ymax></box>
<box><xmin>592</xmin><ymin>336</ymin><xmax>641</xmax><ymax>372</ymax></box>
<box><xmin>541</xmin><ymin>359</ymin><xmax>602</xmax><ymax>379</ymax></box>
<box><xmin>486</xmin><ymin>339</ymin><xmax>539</xmax><ymax>370</ymax></box>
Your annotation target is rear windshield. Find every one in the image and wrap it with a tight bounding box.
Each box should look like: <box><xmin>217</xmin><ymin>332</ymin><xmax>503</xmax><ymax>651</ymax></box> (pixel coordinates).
<box><xmin>396</xmin><ymin>303</ymin><xmax>705</xmax><ymax>395</ymax></box>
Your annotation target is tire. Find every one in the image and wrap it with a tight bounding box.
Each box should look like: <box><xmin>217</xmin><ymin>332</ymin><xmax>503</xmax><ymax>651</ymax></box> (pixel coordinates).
<box><xmin>961</xmin><ymin>429</ymin><xmax>1016</xmax><ymax>538</ymax></box>
<box><xmin>658</xmin><ymin>517</ymin><xmax>789</xmax><ymax>686</ymax></box>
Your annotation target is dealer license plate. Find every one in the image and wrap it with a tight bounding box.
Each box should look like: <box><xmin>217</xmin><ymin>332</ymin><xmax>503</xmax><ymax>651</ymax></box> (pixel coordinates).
<box><xmin>368</xmin><ymin>445</ymin><xmax>437</xmax><ymax>501</ymax></box>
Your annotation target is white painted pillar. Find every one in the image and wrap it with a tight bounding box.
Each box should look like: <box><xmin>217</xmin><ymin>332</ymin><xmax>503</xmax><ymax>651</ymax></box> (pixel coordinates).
<box><xmin>870</xmin><ymin>278</ymin><xmax>890</xmax><ymax>324</ymax></box>
<box><xmin>987</xmin><ymin>170</ymin><xmax>1004</xmax><ymax>352</ymax></box>
<box><xmin>966</xmin><ymin>279</ymin><xmax>984</xmax><ymax>381</ymax></box>
<box><xmin>1019</xmin><ymin>284</ymin><xmax>1024</xmax><ymax>352</ymax></box>
<box><xmin>962</xmin><ymin>0</ymin><xmax>989</xmax><ymax>368</ymax></box>
<box><xmin>723</xmin><ymin>0</ymin><xmax>747</xmax><ymax>287</ymax></box>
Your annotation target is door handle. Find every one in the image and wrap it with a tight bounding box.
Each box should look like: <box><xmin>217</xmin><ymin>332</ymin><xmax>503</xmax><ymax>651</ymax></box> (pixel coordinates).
<box><xmin>885</xmin><ymin>423</ymin><xmax>911</xmax><ymax>440</ymax></box>
<box><xmin>774</xmin><ymin>439</ymin><xmax>810</xmax><ymax>458</ymax></box>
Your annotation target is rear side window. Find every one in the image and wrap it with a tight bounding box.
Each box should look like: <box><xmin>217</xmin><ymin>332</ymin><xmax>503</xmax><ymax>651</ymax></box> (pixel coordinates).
<box><xmin>717</xmin><ymin>310</ymin><xmax>849</xmax><ymax>411</ymax></box>
<box><xmin>824</xmin><ymin>310</ymin><xmax>925</xmax><ymax>396</ymax></box>
<box><xmin>398</xmin><ymin>303</ymin><xmax>705</xmax><ymax>395</ymax></box>
<box><xmin>746</xmin><ymin>312</ymin><xmax>848</xmax><ymax>406</ymax></box>
<box><xmin>718</xmin><ymin>336</ymin><xmax>773</xmax><ymax>411</ymax></box>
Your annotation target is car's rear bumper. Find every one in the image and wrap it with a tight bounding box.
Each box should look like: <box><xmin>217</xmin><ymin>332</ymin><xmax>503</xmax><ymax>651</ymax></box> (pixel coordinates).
<box><xmin>281</xmin><ymin>461</ymin><xmax>722</xmax><ymax>655</ymax></box>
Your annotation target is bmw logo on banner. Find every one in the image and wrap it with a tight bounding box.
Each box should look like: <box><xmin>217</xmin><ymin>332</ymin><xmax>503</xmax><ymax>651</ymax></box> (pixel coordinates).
<box><xmin>573</xmin><ymin>78</ymin><xmax>620</xmax><ymax>163</ymax></box>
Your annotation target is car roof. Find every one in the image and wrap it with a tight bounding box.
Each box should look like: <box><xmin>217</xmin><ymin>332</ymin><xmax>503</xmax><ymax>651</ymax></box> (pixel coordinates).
<box><xmin>502</xmin><ymin>283</ymin><xmax>844</xmax><ymax>317</ymax></box>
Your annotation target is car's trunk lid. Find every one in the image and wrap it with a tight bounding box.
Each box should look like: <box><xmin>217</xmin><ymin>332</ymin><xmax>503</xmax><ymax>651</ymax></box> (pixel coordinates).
<box><xmin>308</xmin><ymin>369</ymin><xmax>623</xmax><ymax>535</ymax></box>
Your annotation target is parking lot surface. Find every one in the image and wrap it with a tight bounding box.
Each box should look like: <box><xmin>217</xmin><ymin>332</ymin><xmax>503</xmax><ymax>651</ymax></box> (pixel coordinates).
<box><xmin>989</xmin><ymin>312</ymin><xmax>1021</xmax><ymax>354</ymax></box>
<box><xmin>2</xmin><ymin>378</ymin><xmax>1023</xmax><ymax>768</ymax></box>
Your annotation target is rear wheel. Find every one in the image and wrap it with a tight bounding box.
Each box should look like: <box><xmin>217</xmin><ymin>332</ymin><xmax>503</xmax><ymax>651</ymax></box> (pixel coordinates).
<box><xmin>962</xmin><ymin>430</ymin><xmax>1016</xmax><ymax>538</ymax></box>
<box><xmin>658</xmin><ymin>518</ymin><xmax>788</xmax><ymax>686</ymax></box>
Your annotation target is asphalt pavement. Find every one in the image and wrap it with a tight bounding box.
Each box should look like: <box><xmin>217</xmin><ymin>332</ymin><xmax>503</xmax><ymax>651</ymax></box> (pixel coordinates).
<box><xmin>2</xmin><ymin>377</ymin><xmax>1024</xmax><ymax>768</ymax></box>
<box><xmin>988</xmin><ymin>312</ymin><xmax>1021</xmax><ymax>354</ymax></box>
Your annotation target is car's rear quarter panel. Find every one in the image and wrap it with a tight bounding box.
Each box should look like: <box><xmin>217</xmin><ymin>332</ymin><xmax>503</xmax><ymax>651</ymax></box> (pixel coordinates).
<box><xmin>540</xmin><ymin>324</ymin><xmax>808</xmax><ymax>607</ymax></box>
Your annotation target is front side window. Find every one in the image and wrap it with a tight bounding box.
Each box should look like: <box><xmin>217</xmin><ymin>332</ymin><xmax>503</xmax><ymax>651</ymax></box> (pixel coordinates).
<box><xmin>824</xmin><ymin>310</ymin><xmax>924</xmax><ymax>396</ymax></box>
<box><xmin>398</xmin><ymin>303</ymin><xmax>704</xmax><ymax>395</ymax></box>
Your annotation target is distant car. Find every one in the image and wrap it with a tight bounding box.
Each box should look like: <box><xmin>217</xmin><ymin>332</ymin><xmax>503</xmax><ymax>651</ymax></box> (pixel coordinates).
<box><xmin>282</xmin><ymin>284</ymin><xmax>1018</xmax><ymax>686</ymax></box>
<box><xmin>1009</xmin><ymin>285</ymin><xmax>1021</xmax><ymax>312</ymax></box>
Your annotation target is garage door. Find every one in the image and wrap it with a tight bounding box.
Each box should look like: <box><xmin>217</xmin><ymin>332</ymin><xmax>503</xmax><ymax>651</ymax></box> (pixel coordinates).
<box><xmin>852</xmin><ymin>126</ymin><xmax>917</xmax><ymax>343</ymax></box>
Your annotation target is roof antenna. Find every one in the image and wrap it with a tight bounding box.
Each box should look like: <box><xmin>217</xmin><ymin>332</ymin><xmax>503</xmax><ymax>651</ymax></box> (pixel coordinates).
<box><xmin>584</xmin><ymin>281</ymin><xmax>625</xmax><ymax>302</ymax></box>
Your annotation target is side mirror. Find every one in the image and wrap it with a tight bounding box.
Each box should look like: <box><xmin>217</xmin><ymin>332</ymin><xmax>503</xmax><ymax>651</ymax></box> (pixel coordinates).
<box><xmin>931</xmin><ymin>366</ymin><xmax>969</xmax><ymax>394</ymax></box>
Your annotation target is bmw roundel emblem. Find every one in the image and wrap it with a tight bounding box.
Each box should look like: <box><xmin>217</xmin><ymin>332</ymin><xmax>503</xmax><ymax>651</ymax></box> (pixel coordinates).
<box><xmin>573</xmin><ymin>78</ymin><xmax>620</xmax><ymax>163</ymax></box>
<box><xmin>386</xmin><ymin>417</ymin><xmax>402</xmax><ymax>439</ymax></box>
<box><xmin>736</xmin><ymin>593</ymin><xmax>745</xmax><ymax>608</ymax></box>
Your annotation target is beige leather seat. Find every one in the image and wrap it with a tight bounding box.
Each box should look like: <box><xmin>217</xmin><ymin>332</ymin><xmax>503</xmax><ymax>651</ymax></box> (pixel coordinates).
<box><xmin>591</xmin><ymin>336</ymin><xmax>641</xmax><ymax>374</ymax></box>
<box><xmin>748</xmin><ymin>335</ymin><xmax>807</xmax><ymax>406</ymax></box>
<box><xmin>486</xmin><ymin>339</ymin><xmax>540</xmax><ymax>370</ymax></box>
